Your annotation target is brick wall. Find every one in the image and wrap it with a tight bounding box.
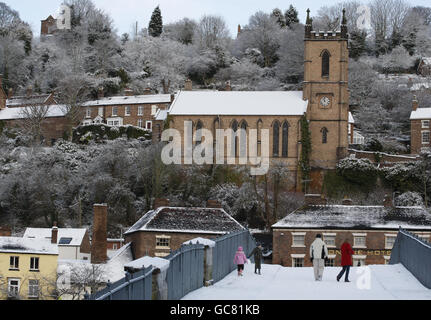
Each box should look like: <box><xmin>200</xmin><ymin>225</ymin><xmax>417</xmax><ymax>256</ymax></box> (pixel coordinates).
<box><xmin>348</xmin><ymin>149</ymin><xmax>419</xmax><ymax>166</ymax></box>
<box><xmin>91</xmin><ymin>204</ymin><xmax>108</xmax><ymax>264</ymax></box>
<box><xmin>272</xmin><ymin>228</ymin><xmax>431</xmax><ymax>267</ymax></box>
<box><xmin>411</xmin><ymin>119</ymin><xmax>431</xmax><ymax>155</ymax></box>
<box><xmin>125</xmin><ymin>231</ymin><xmax>221</xmax><ymax>259</ymax></box>
<box><xmin>80</xmin><ymin>231</ymin><xmax>91</xmax><ymax>254</ymax></box>
<box><xmin>0</xmin><ymin>227</ymin><xmax>11</xmax><ymax>237</ymax></box>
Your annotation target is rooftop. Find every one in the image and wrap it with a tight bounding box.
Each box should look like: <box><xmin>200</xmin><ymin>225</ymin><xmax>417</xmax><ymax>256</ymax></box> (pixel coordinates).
<box><xmin>6</xmin><ymin>94</ymin><xmax>54</xmax><ymax>107</ymax></box>
<box><xmin>410</xmin><ymin>107</ymin><xmax>431</xmax><ymax>120</ymax></box>
<box><xmin>0</xmin><ymin>105</ymin><xmax>67</xmax><ymax>120</ymax></box>
<box><xmin>82</xmin><ymin>94</ymin><xmax>172</xmax><ymax>107</ymax></box>
<box><xmin>169</xmin><ymin>91</ymin><xmax>308</xmax><ymax>116</ymax></box>
<box><xmin>23</xmin><ymin>228</ymin><xmax>87</xmax><ymax>246</ymax></box>
<box><xmin>125</xmin><ymin>206</ymin><xmax>245</xmax><ymax>235</ymax></box>
<box><xmin>272</xmin><ymin>205</ymin><xmax>431</xmax><ymax>230</ymax></box>
<box><xmin>0</xmin><ymin>237</ymin><xmax>58</xmax><ymax>255</ymax></box>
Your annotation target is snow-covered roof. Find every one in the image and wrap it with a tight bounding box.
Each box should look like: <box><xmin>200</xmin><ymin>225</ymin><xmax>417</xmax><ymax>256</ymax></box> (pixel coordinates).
<box><xmin>124</xmin><ymin>256</ymin><xmax>170</xmax><ymax>272</ymax></box>
<box><xmin>349</xmin><ymin>112</ymin><xmax>355</xmax><ymax>124</ymax></box>
<box><xmin>169</xmin><ymin>91</ymin><xmax>308</xmax><ymax>116</ymax></box>
<box><xmin>410</xmin><ymin>107</ymin><xmax>431</xmax><ymax>120</ymax></box>
<box><xmin>421</xmin><ymin>57</ymin><xmax>431</xmax><ymax>65</ymax></box>
<box><xmin>23</xmin><ymin>228</ymin><xmax>87</xmax><ymax>246</ymax></box>
<box><xmin>0</xmin><ymin>236</ymin><xmax>58</xmax><ymax>255</ymax></box>
<box><xmin>154</xmin><ymin>109</ymin><xmax>168</xmax><ymax>121</ymax></box>
<box><xmin>272</xmin><ymin>205</ymin><xmax>431</xmax><ymax>230</ymax></box>
<box><xmin>411</xmin><ymin>83</ymin><xmax>431</xmax><ymax>91</ymax></box>
<box><xmin>0</xmin><ymin>105</ymin><xmax>67</xmax><ymax>120</ymax></box>
<box><xmin>6</xmin><ymin>94</ymin><xmax>53</xmax><ymax>107</ymax></box>
<box><xmin>182</xmin><ymin>237</ymin><xmax>216</xmax><ymax>248</ymax></box>
<box><xmin>125</xmin><ymin>207</ymin><xmax>245</xmax><ymax>235</ymax></box>
<box><xmin>82</xmin><ymin>94</ymin><xmax>172</xmax><ymax>107</ymax></box>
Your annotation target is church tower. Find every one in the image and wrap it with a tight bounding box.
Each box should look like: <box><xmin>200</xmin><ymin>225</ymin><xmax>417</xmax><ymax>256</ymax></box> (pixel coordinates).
<box><xmin>303</xmin><ymin>9</ymin><xmax>349</xmax><ymax>171</ymax></box>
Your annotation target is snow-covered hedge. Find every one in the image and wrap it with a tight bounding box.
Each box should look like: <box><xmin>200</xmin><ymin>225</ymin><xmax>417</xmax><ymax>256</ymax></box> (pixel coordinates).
<box><xmin>72</xmin><ymin>124</ymin><xmax>152</xmax><ymax>144</ymax></box>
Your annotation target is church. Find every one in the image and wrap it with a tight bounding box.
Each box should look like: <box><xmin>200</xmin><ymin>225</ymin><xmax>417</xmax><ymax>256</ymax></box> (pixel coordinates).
<box><xmin>166</xmin><ymin>9</ymin><xmax>351</xmax><ymax>192</ymax></box>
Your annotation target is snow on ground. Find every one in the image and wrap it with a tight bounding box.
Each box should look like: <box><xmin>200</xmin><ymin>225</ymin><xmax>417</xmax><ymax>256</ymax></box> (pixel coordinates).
<box><xmin>183</xmin><ymin>263</ymin><xmax>431</xmax><ymax>300</ymax></box>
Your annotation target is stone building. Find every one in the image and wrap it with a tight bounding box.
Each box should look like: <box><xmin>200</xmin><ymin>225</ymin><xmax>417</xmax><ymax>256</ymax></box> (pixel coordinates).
<box><xmin>272</xmin><ymin>195</ymin><xmax>431</xmax><ymax>268</ymax></box>
<box><xmin>166</xmin><ymin>9</ymin><xmax>351</xmax><ymax>191</ymax></box>
<box><xmin>124</xmin><ymin>199</ymin><xmax>245</xmax><ymax>259</ymax></box>
<box><xmin>410</xmin><ymin>96</ymin><xmax>431</xmax><ymax>154</ymax></box>
<box><xmin>41</xmin><ymin>15</ymin><xmax>58</xmax><ymax>36</ymax></box>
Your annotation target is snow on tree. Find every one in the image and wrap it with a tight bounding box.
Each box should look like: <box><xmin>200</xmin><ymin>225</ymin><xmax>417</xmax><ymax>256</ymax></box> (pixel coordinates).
<box><xmin>271</xmin><ymin>8</ymin><xmax>286</xmax><ymax>28</ymax></box>
<box><xmin>148</xmin><ymin>6</ymin><xmax>163</xmax><ymax>37</ymax></box>
<box><xmin>285</xmin><ymin>5</ymin><xmax>299</xmax><ymax>28</ymax></box>
<box><xmin>194</xmin><ymin>15</ymin><xmax>229</xmax><ymax>50</ymax></box>
<box><xmin>395</xmin><ymin>192</ymin><xmax>424</xmax><ymax>207</ymax></box>
<box><xmin>164</xmin><ymin>18</ymin><xmax>197</xmax><ymax>45</ymax></box>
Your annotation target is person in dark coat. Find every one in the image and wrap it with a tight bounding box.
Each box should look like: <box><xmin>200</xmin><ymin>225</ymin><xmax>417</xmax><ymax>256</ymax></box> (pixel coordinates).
<box><xmin>249</xmin><ymin>245</ymin><xmax>263</xmax><ymax>275</ymax></box>
<box><xmin>337</xmin><ymin>239</ymin><xmax>354</xmax><ymax>282</ymax></box>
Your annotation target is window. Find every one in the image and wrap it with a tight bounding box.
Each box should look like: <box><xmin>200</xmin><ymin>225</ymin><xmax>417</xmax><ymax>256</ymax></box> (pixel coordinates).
<box><xmin>385</xmin><ymin>235</ymin><xmax>397</xmax><ymax>249</ymax></box>
<box><xmin>239</xmin><ymin>121</ymin><xmax>247</xmax><ymax>158</ymax></box>
<box><xmin>156</xmin><ymin>236</ymin><xmax>171</xmax><ymax>249</ymax></box>
<box><xmin>10</xmin><ymin>256</ymin><xmax>19</xmax><ymax>270</ymax></box>
<box><xmin>321</xmin><ymin>127</ymin><xmax>328</xmax><ymax>144</ymax></box>
<box><xmin>231</xmin><ymin>120</ymin><xmax>239</xmax><ymax>157</ymax></box>
<box><xmin>282</xmin><ymin>122</ymin><xmax>289</xmax><ymax>158</ymax></box>
<box><xmin>353</xmin><ymin>257</ymin><xmax>366</xmax><ymax>266</ymax></box>
<box><xmin>98</xmin><ymin>107</ymin><xmax>104</xmax><ymax>117</ymax></box>
<box><xmin>112</xmin><ymin>106</ymin><xmax>118</xmax><ymax>116</ymax></box>
<box><xmin>321</xmin><ymin>50</ymin><xmax>330</xmax><ymax>77</ymax></box>
<box><xmin>151</xmin><ymin>105</ymin><xmax>158</xmax><ymax>115</ymax></box>
<box><xmin>323</xmin><ymin>234</ymin><xmax>336</xmax><ymax>248</ymax></box>
<box><xmin>293</xmin><ymin>258</ymin><xmax>304</xmax><ymax>268</ymax></box>
<box><xmin>86</xmin><ymin>108</ymin><xmax>91</xmax><ymax>118</ymax></box>
<box><xmin>138</xmin><ymin>119</ymin><xmax>143</xmax><ymax>128</ymax></box>
<box><xmin>422</xmin><ymin>120</ymin><xmax>430</xmax><ymax>129</ymax></box>
<box><xmin>273</xmin><ymin>121</ymin><xmax>280</xmax><ymax>157</ymax></box>
<box><xmin>7</xmin><ymin>279</ymin><xmax>20</xmax><ymax>298</ymax></box>
<box><xmin>146</xmin><ymin>121</ymin><xmax>153</xmax><ymax>131</ymax></box>
<box><xmin>155</xmin><ymin>252</ymin><xmax>170</xmax><ymax>258</ymax></box>
<box><xmin>125</xmin><ymin>106</ymin><xmax>131</xmax><ymax>116</ymax></box>
<box><xmin>138</xmin><ymin>106</ymin><xmax>144</xmax><ymax>116</ymax></box>
<box><xmin>292</xmin><ymin>233</ymin><xmax>306</xmax><ymax>247</ymax></box>
<box><xmin>59</xmin><ymin>237</ymin><xmax>72</xmax><ymax>245</ymax></box>
<box><xmin>113</xmin><ymin>244</ymin><xmax>118</xmax><ymax>250</ymax></box>
<box><xmin>422</xmin><ymin>131</ymin><xmax>430</xmax><ymax>144</ymax></box>
<box><xmin>30</xmin><ymin>257</ymin><xmax>39</xmax><ymax>271</ymax></box>
<box><xmin>325</xmin><ymin>258</ymin><xmax>335</xmax><ymax>267</ymax></box>
<box><xmin>384</xmin><ymin>256</ymin><xmax>391</xmax><ymax>265</ymax></box>
<box><xmin>415</xmin><ymin>234</ymin><xmax>430</xmax><ymax>242</ymax></box>
<box><xmin>353</xmin><ymin>235</ymin><xmax>367</xmax><ymax>248</ymax></box>
<box><xmin>28</xmin><ymin>280</ymin><xmax>39</xmax><ymax>298</ymax></box>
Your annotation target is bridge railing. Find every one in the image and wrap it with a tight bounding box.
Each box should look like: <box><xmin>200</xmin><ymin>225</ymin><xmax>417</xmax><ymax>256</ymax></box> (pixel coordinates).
<box><xmin>389</xmin><ymin>227</ymin><xmax>431</xmax><ymax>289</ymax></box>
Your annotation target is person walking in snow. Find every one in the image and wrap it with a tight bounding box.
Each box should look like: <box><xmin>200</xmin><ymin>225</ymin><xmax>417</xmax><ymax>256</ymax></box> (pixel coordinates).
<box><xmin>234</xmin><ymin>246</ymin><xmax>248</xmax><ymax>276</ymax></box>
<box><xmin>337</xmin><ymin>239</ymin><xmax>354</xmax><ymax>282</ymax></box>
<box><xmin>310</xmin><ymin>234</ymin><xmax>328</xmax><ymax>281</ymax></box>
<box><xmin>249</xmin><ymin>244</ymin><xmax>263</xmax><ymax>275</ymax></box>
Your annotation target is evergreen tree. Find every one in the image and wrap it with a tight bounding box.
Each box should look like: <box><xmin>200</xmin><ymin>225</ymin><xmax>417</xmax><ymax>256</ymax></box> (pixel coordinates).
<box><xmin>285</xmin><ymin>5</ymin><xmax>299</xmax><ymax>28</ymax></box>
<box><xmin>148</xmin><ymin>6</ymin><xmax>163</xmax><ymax>37</ymax></box>
<box><xmin>271</xmin><ymin>8</ymin><xmax>286</xmax><ymax>28</ymax></box>
<box><xmin>349</xmin><ymin>30</ymin><xmax>368</xmax><ymax>60</ymax></box>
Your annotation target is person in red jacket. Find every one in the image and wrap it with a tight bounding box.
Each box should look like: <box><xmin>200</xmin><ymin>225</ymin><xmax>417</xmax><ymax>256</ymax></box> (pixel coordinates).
<box><xmin>337</xmin><ymin>239</ymin><xmax>354</xmax><ymax>282</ymax></box>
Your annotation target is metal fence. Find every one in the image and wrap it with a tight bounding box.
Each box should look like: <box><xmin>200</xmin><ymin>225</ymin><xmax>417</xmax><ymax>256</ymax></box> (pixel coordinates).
<box><xmin>90</xmin><ymin>230</ymin><xmax>257</xmax><ymax>300</ymax></box>
<box><xmin>390</xmin><ymin>227</ymin><xmax>431</xmax><ymax>289</ymax></box>
<box><xmin>212</xmin><ymin>230</ymin><xmax>257</xmax><ymax>283</ymax></box>
<box><xmin>165</xmin><ymin>243</ymin><xmax>205</xmax><ymax>300</ymax></box>
<box><xmin>91</xmin><ymin>266</ymin><xmax>153</xmax><ymax>300</ymax></box>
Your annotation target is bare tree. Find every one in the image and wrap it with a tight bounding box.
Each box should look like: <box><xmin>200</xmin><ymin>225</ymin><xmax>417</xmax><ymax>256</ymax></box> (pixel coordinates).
<box><xmin>19</xmin><ymin>103</ymin><xmax>50</xmax><ymax>145</ymax></box>
<box><xmin>194</xmin><ymin>15</ymin><xmax>230</xmax><ymax>50</ymax></box>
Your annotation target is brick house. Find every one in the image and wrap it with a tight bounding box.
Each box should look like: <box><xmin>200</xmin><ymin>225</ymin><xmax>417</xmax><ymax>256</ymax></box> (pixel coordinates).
<box><xmin>41</xmin><ymin>15</ymin><xmax>57</xmax><ymax>36</ymax></box>
<box><xmin>80</xmin><ymin>88</ymin><xmax>173</xmax><ymax>131</ymax></box>
<box><xmin>124</xmin><ymin>199</ymin><xmax>246</xmax><ymax>259</ymax></box>
<box><xmin>167</xmin><ymin>9</ymin><xmax>351</xmax><ymax>192</ymax></box>
<box><xmin>417</xmin><ymin>57</ymin><xmax>431</xmax><ymax>76</ymax></box>
<box><xmin>410</xmin><ymin>96</ymin><xmax>431</xmax><ymax>154</ymax></box>
<box><xmin>272</xmin><ymin>195</ymin><xmax>431</xmax><ymax>268</ymax></box>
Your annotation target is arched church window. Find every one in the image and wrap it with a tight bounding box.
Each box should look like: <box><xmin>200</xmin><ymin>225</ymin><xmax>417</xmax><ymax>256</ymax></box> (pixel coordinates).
<box><xmin>232</xmin><ymin>120</ymin><xmax>238</xmax><ymax>157</ymax></box>
<box><xmin>322</xmin><ymin>50</ymin><xmax>330</xmax><ymax>77</ymax></box>
<box><xmin>321</xmin><ymin>127</ymin><xmax>329</xmax><ymax>144</ymax></box>
<box><xmin>239</xmin><ymin>121</ymin><xmax>247</xmax><ymax>158</ymax></box>
<box><xmin>195</xmin><ymin>120</ymin><xmax>203</xmax><ymax>145</ymax></box>
<box><xmin>273</xmin><ymin>121</ymin><xmax>280</xmax><ymax>157</ymax></box>
<box><xmin>282</xmin><ymin>122</ymin><xmax>289</xmax><ymax>158</ymax></box>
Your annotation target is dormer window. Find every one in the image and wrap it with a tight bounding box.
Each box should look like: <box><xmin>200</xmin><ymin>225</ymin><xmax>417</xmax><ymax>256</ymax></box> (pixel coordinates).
<box><xmin>321</xmin><ymin>50</ymin><xmax>330</xmax><ymax>77</ymax></box>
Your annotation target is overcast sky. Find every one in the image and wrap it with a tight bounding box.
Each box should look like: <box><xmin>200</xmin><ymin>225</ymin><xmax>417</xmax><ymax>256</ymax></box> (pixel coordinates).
<box><xmin>4</xmin><ymin>0</ymin><xmax>431</xmax><ymax>37</ymax></box>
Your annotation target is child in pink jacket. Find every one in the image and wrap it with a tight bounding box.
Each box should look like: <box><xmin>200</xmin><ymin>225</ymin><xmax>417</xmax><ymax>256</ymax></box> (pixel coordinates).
<box><xmin>234</xmin><ymin>246</ymin><xmax>248</xmax><ymax>276</ymax></box>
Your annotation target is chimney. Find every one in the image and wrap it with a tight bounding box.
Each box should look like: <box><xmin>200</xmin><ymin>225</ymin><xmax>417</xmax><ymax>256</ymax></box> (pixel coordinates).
<box><xmin>184</xmin><ymin>79</ymin><xmax>193</xmax><ymax>91</ymax></box>
<box><xmin>170</xmin><ymin>94</ymin><xmax>175</xmax><ymax>103</ymax></box>
<box><xmin>51</xmin><ymin>222</ymin><xmax>58</xmax><ymax>244</ymax></box>
<box><xmin>383</xmin><ymin>194</ymin><xmax>393</xmax><ymax>208</ymax></box>
<box><xmin>342</xmin><ymin>197</ymin><xmax>353</xmax><ymax>206</ymax></box>
<box><xmin>124</xmin><ymin>88</ymin><xmax>134</xmax><ymax>96</ymax></box>
<box><xmin>207</xmin><ymin>200</ymin><xmax>222</xmax><ymax>209</ymax></box>
<box><xmin>26</xmin><ymin>86</ymin><xmax>33</xmax><ymax>97</ymax></box>
<box><xmin>143</xmin><ymin>87</ymin><xmax>152</xmax><ymax>95</ymax></box>
<box><xmin>91</xmin><ymin>204</ymin><xmax>108</xmax><ymax>264</ymax></box>
<box><xmin>225</xmin><ymin>81</ymin><xmax>232</xmax><ymax>91</ymax></box>
<box><xmin>305</xmin><ymin>194</ymin><xmax>327</xmax><ymax>206</ymax></box>
<box><xmin>154</xmin><ymin>198</ymin><xmax>170</xmax><ymax>210</ymax></box>
<box><xmin>412</xmin><ymin>96</ymin><xmax>419</xmax><ymax>111</ymax></box>
<box><xmin>237</xmin><ymin>24</ymin><xmax>242</xmax><ymax>36</ymax></box>
<box><xmin>97</xmin><ymin>87</ymin><xmax>104</xmax><ymax>100</ymax></box>
<box><xmin>0</xmin><ymin>226</ymin><xmax>11</xmax><ymax>237</ymax></box>
<box><xmin>8</xmin><ymin>88</ymin><xmax>13</xmax><ymax>99</ymax></box>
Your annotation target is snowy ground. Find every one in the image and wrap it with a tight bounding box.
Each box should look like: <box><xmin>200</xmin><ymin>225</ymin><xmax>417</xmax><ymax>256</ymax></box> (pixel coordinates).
<box><xmin>183</xmin><ymin>263</ymin><xmax>431</xmax><ymax>300</ymax></box>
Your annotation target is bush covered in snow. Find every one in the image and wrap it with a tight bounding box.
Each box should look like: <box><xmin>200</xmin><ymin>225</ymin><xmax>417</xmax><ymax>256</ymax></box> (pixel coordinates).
<box><xmin>336</xmin><ymin>158</ymin><xmax>378</xmax><ymax>187</ymax></box>
<box><xmin>72</xmin><ymin>124</ymin><xmax>152</xmax><ymax>144</ymax></box>
<box><xmin>394</xmin><ymin>192</ymin><xmax>424</xmax><ymax>207</ymax></box>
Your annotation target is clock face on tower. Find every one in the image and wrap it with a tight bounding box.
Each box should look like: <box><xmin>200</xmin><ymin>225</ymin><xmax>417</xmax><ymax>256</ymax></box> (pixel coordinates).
<box><xmin>320</xmin><ymin>96</ymin><xmax>331</xmax><ymax>108</ymax></box>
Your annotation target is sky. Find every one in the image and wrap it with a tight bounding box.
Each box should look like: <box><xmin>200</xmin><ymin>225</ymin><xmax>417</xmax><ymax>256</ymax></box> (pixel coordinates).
<box><xmin>4</xmin><ymin>0</ymin><xmax>431</xmax><ymax>37</ymax></box>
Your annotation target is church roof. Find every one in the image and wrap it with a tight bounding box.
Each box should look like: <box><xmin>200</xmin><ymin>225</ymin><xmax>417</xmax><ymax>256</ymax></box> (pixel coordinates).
<box><xmin>169</xmin><ymin>91</ymin><xmax>308</xmax><ymax>116</ymax></box>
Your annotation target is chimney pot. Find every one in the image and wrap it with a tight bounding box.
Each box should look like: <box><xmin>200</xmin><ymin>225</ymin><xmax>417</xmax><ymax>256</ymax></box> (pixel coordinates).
<box><xmin>342</xmin><ymin>197</ymin><xmax>353</xmax><ymax>206</ymax></box>
<box><xmin>154</xmin><ymin>198</ymin><xmax>170</xmax><ymax>210</ymax></box>
<box><xmin>207</xmin><ymin>200</ymin><xmax>222</xmax><ymax>209</ymax></box>
<box><xmin>305</xmin><ymin>194</ymin><xmax>327</xmax><ymax>206</ymax></box>
<box><xmin>97</xmin><ymin>87</ymin><xmax>104</xmax><ymax>100</ymax></box>
<box><xmin>124</xmin><ymin>88</ymin><xmax>134</xmax><ymax>96</ymax></box>
<box><xmin>225</xmin><ymin>81</ymin><xmax>232</xmax><ymax>91</ymax></box>
<box><xmin>51</xmin><ymin>223</ymin><xmax>58</xmax><ymax>244</ymax></box>
<box><xmin>184</xmin><ymin>79</ymin><xmax>193</xmax><ymax>91</ymax></box>
<box><xmin>412</xmin><ymin>96</ymin><xmax>418</xmax><ymax>111</ymax></box>
<box><xmin>91</xmin><ymin>204</ymin><xmax>108</xmax><ymax>264</ymax></box>
<box><xmin>26</xmin><ymin>86</ymin><xmax>33</xmax><ymax>97</ymax></box>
